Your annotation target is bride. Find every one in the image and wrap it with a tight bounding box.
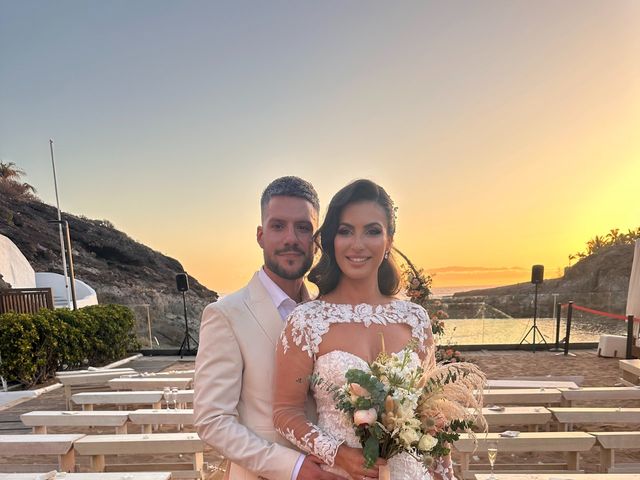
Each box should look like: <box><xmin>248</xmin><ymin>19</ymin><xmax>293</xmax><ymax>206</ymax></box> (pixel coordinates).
<box><xmin>273</xmin><ymin>179</ymin><xmax>455</xmax><ymax>480</ymax></box>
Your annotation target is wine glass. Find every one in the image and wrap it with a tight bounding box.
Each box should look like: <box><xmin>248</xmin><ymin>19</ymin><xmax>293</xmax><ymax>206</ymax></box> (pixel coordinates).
<box><xmin>487</xmin><ymin>440</ymin><xmax>498</xmax><ymax>479</ymax></box>
<box><xmin>171</xmin><ymin>387</ymin><xmax>179</xmax><ymax>410</ymax></box>
<box><xmin>163</xmin><ymin>387</ymin><xmax>171</xmax><ymax>410</ymax></box>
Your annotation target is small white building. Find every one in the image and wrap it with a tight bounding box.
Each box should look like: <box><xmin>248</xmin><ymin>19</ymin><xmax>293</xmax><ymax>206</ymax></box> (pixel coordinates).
<box><xmin>0</xmin><ymin>233</ymin><xmax>98</xmax><ymax>308</ymax></box>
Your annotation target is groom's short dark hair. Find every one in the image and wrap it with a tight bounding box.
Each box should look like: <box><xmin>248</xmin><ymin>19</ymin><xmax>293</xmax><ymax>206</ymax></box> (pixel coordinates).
<box><xmin>260</xmin><ymin>176</ymin><xmax>320</xmax><ymax>218</ymax></box>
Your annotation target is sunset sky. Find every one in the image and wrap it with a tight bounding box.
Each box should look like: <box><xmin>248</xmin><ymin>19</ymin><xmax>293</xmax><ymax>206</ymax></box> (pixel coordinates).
<box><xmin>1</xmin><ymin>1</ymin><xmax>638</xmax><ymax>294</ymax></box>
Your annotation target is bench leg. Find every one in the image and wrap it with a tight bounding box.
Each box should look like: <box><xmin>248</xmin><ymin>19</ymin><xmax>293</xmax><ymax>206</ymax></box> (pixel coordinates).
<box><xmin>58</xmin><ymin>449</ymin><xmax>76</xmax><ymax>472</ymax></box>
<box><xmin>83</xmin><ymin>404</ymin><xmax>94</xmax><ymax>411</ymax></box>
<box><xmin>193</xmin><ymin>451</ymin><xmax>204</xmax><ymax>479</ymax></box>
<box><xmin>600</xmin><ymin>448</ymin><xmax>614</xmax><ymax>473</ymax></box>
<box><xmin>90</xmin><ymin>454</ymin><xmax>106</xmax><ymax>472</ymax></box>
<box><xmin>566</xmin><ymin>452</ymin><xmax>579</xmax><ymax>471</ymax></box>
<box><xmin>143</xmin><ymin>424</ymin><xmax>152</xmax><ymax>434</ymax></box>
<box><xmin>116</xmin><ymin>423</ymin><xmax>128</xmax><ymax>434</ymax></box>
<box><xmin>33</xmin><ymin>426</ymin><xmax>46</xmax><ymax>434</ymax></box>
<box><xmin>621</xmin><ymin>368</ymin><xmax>639</xmax><ymax>385</ymax></box>
<box><xmin>64</xmin><ymin>385</ymin><xmax>72</xmax><ymax>410</ymax></box>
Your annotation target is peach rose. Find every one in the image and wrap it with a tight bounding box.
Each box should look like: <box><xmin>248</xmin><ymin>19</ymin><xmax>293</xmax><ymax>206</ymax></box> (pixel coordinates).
<box><xmin>354</xmin><ymin>408</ymin><xmax>377</xmax><ymax>426</ymax></box>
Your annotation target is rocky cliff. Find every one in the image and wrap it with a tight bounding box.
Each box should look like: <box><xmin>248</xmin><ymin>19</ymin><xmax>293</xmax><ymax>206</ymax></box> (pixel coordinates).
<box><xmin>0</xmin><ymin>194</ymin><xmax>218</xmax><ymax>346</ymax></box>
<box><xmin>451</xmin><ymin>244</ymin><xmax>634</xmax><ymax>318</ymax></box>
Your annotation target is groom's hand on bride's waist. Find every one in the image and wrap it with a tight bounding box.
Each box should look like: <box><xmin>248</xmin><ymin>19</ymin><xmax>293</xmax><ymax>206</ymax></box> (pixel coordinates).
<box><xmin>298</xmin><ymin>455</ymin><xmax>347</xmax><ymax>480</ymax></box>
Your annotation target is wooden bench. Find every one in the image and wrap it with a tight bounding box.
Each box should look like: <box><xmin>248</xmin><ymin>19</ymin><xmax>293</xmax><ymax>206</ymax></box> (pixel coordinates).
<box><xmin>72</xmin><ymin>392</ymin><xmax>163</xmax><ymax>411</ymax></box>
<box><xmin>0</xmin><ymin>434</ymin><xmax>85</xmax><ymax>473</ymax></box>
<box><xmin>453</xmin><ymin>431</ymin><xmax>596</xmax><ymax>479</ymax></box>
<box><xmin>487</xmin><ymin>380</ymin><xmax>579</xmax><ymax>389</ymax></box>
<box><xmin>0</xmin><ymin>473</ymin><xmax>172</xmax><ymax>479</ymax></box>
<box><xmin>129</xmin><ymin>370</ymin><xmax>194</xmax><ymax>379</ymax></box>
<box><xmin>499</xmin><ymin>375</ymin><xmax>585</xmax><ymax>386</ymax></box>
<box><xmin>129</xmin><ymin>409</ymin><xmax>194</xmax><ymax>434</ymax></box>
<box><xmin>20</xmin><ymin>411</ymin><xmax>130</xmax><ymax>434</ymax></box>
<box><xmin>57</xmin><ymin>371</ymin><xmax>137</xmax><ymax>409</ymax></box>
<box><xmin>74</xmin><ymin>433</ymin><xmax>204</xmax><ymax>479</ymax></box>
<box><xmin>476</xmin><ymin>407</ymin><xmax>552</xmax><ymax>430</ymax></box>
<box><xmin>592</xmin><ymin>431</ymin><xmax>640</xmax><ymax>473</ymax></box>
<box><xmin>72</xmin><ymin>390</ymin><xmax>194</xmax><ymax>411</ymax></box>
<box><xmin>482</xmin><ymin>388</ymin><xmax>563</xmax><ymax>406</ymax></box>
<box><xmin>551</xmin><ymin>407</ymin><xmax>640</xmax><ymax>430</ymax></box>
<box><xmin>108</xmin><ymin>378</ymin><xmax>193</xmax><ymax>391</ymax></box>
<box><xmin>559</xmin><ymin>386</ymin><xmax>640</xmax><ymax>406</ymax></box>
<box><xmin>55</xmin><ymin>367</ymin><xmax>135</xmax><ymax>377</ymax></box>
<box><xmin>619</xmin><ymin>359</ymin><xmax>640</xmax><ymax>385</ymax></box>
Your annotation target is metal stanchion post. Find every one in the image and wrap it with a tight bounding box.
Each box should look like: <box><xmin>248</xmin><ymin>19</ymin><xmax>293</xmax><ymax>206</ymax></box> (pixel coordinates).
<box><xmin>564</xmin><ymin>302</ymin><xmax>573</xmax><ymax>356</ymax></box>
<box><xmin>627</xmin><ymin>315</ymin><xmax>635</xmax><ymax>359</ymax></box>
<box><xmin>550</xmin><ymin>303</ymin><xmax>563</xmax><ymax>352</ymax></box>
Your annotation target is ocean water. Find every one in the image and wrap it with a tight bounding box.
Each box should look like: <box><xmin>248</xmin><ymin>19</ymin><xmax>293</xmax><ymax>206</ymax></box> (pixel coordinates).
<box><xmin>431</xmin><ymin>285</ymin><xmax>497</xmax><ymax>298</ymax></box>
<box><xmin>439</xmin><ymin>316</ymin><xmax>627</xmax><ymax>345</ymax></box>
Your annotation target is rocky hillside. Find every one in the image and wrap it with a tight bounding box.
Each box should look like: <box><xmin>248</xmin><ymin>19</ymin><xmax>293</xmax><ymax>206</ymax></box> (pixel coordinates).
<box><xmin>451</xmin><ymin>243</ymin><xmax>635</xmax><ymax>318</ymax></box>
<box><xmin>0</xmin><ymin>194</ymin><xmax>218</xmax><ymax>347</ymax></box>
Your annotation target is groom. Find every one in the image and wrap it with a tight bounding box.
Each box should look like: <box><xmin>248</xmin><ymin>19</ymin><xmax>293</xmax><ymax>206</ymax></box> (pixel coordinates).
<box><xmin>195</xmin><ymin>177</ymin><xmax>342</xmax><ymax>480</ymax></box>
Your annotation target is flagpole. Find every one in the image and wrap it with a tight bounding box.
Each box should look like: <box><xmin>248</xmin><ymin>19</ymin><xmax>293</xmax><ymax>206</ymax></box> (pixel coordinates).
<box><xmin>49</xmin><ymin>139</ymin><xmax>71</xmax><ymax>307</ymax></box>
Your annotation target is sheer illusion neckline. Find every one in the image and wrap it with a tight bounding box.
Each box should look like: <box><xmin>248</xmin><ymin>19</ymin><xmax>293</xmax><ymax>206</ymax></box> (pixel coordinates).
<box><xmin>316</xmin><ymin>298</ymin><xmax>401</xmax><ymax>309</ymax></box>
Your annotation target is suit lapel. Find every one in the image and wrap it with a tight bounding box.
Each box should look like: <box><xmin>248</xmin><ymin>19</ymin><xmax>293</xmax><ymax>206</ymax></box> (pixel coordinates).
<box><xmin>244</xmin><ymin>272</ymin><xmax>283</xmax><ymax>347</ymax></box>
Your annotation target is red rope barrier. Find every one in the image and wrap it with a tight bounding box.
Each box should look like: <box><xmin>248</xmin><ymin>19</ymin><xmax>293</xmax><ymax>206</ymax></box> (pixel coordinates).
<box><xmin>559</xmin><ymin>302</ymin><xmax>635</xmax><ymax>321</ymax></box>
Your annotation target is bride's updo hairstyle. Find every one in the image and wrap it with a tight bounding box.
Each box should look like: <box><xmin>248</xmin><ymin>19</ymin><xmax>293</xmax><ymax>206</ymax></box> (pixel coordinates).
<box><xmin>308</xmin><ymin>179</ymin><xmax>401</xmax><ymax>296</ymax></box>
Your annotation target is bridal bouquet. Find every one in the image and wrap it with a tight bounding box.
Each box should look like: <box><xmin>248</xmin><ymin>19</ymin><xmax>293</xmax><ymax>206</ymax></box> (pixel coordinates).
<box><xmin>316</xmin><ymin>340</ymin><xmax>485</xmax><ymax>473</ymax></box>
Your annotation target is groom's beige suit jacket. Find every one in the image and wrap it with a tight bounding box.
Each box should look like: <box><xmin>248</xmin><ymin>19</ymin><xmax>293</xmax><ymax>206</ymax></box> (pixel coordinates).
<box><xmin>194</xmin><ymin>272</ymin><xmax>310</xmax><ymax>480</ymax></box>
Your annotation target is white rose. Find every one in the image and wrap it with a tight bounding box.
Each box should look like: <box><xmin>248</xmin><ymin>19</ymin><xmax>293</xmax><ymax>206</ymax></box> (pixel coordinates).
<box><xmin>399</xmin><ymin>427</ymin><xmax>420</xmax><ymax>446</ymax></box>
<box><xmin>394</xmin><ymin>403</ymin><xmax>415</xmax><ymax>422</ymax></box>
<box><xmin>353</xmin><ymin>408</ymin><xmax>377</xmax><ymax>426</ymax></box>
<box><xmin>418</xmin><ymin>434</ymin><xmax>438</xmax><ymax>452</ymax></box>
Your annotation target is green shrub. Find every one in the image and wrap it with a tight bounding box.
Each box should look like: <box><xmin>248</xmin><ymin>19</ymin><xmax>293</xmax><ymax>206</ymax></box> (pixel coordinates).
<box><xmin>0</xmin><ymin>304</ymin><xmax>141</xmax><ymax>387</ymax></box>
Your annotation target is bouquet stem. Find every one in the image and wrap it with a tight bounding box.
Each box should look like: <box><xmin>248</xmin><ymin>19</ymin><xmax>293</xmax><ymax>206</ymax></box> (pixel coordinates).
<box><xmin>379</xmin><ymin>464</ymin><xmax>391</xmax><ymax>480</ymax></box>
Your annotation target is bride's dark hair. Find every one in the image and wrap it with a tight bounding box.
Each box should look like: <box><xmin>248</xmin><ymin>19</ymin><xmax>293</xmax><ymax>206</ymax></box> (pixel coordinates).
<box><xmin>308</xmin><ymin>179</ymin><xmax>401</xmax><ymax>296</ymax></box>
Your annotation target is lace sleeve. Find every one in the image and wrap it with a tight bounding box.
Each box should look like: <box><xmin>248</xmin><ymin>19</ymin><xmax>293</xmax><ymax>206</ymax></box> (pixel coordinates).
<box><xmin>408</xmin><ymin>302</ymin><xmax>434</xmax><ymax>362</ymax></box>
<box><xmin>430</xmin><ymin>453</ymin><xmax>456</xmax><ymax>480</ymax></box>
<box><xmin>273</xmin><ymin>307</ymin><xmax>344</xmax><ymax>466</ymax></box>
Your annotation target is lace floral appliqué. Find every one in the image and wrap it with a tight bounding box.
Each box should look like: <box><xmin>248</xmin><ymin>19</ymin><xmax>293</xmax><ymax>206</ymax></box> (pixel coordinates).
<box><xmin>277</xmin><ymin>422</ymin><xmax>343</xmax><ymax>467</ymax></box>
<box><xmin>280</xmin><ymin>300</ymin><xmax>430</xmax><ymax>358</ymax></box>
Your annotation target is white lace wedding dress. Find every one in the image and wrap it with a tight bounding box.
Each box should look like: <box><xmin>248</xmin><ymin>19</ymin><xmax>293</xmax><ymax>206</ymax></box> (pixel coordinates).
<box><xmin>272</xmin><ymin>300</ymin><xmax>456</xmax><ymax>480</ymax></box>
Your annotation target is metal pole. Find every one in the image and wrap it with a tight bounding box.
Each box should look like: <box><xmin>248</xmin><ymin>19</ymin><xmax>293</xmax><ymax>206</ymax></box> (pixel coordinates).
<box><xmin>63</xmin><ymin>221</ymin><xmax>77</xmax><ymax>310</ymax></box>
<box><xmin>49</xmin><ymin>139</ymin><xmax>71</xmax><ymax>308</ymax></box>
<box><xmin>627</xmin><ymin>315</ymin><xmax>635</xmax><ymax>359</ymax></box>
<box><xmin>146</xmin><ymin>305</ymin><xmax>152</xmax><ymax>349</ymax></box>
<box><xmin>533</xmin><ymin>283</ymin><xmax>538</xmax><ymax>353</ymax></box>
<box><xmin>182</xmin><ymin>291</ymin><xmax>190</xmax><ymax>351</ymax></box>
<box><xmin>554</xmin><ymin>302</ymin><xmax>562</xmax><ymax>350</ymax></box>
<box><xmin>564</xmin><ymin>301</ymin><xmax>573</xmax><ymax>356</ymax></box>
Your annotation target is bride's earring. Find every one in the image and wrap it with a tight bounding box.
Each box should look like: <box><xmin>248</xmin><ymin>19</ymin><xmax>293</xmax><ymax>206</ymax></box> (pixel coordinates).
<box><xmin>384</xmin><ymin>251</ymin><xmax>389</xmax><ymax>259</ymax></box>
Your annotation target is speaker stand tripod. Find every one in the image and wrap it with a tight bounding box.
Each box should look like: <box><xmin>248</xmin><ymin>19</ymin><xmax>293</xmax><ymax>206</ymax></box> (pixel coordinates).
<box><xmin>178</xmin><ymin>290</ymin><xmax>198</xmax><ymax>358</ymax></box>
<box><xmin>519</xmin><ymin>283</ymin><xmax>547</xmax><ymax>353</ymax></box>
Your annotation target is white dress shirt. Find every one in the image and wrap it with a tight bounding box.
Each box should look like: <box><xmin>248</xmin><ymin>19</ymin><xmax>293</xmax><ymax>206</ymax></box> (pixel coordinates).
<box><xmin>257</xmin><ymin>268</ymin><xmax>306</xmax><ymax>480</ymax></box>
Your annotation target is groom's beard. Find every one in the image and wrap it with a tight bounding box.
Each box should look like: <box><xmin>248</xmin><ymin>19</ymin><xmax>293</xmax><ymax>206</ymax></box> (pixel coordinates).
<box><xmin>265</xmin><ymin>247</ymin><xmax>313</xmax><ymax>281</ymax></box>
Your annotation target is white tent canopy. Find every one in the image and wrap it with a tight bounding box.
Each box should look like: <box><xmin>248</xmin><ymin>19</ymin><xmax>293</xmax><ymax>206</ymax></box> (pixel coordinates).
<box><xmin>0</xmin><ymin>233</ymin><xmax>36</xmax><ymax>288</ymax></box>
<box><xmin>628</xmin><ymin>239</ymin><xmax>640</xmax><ymax>319</ymax></box>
